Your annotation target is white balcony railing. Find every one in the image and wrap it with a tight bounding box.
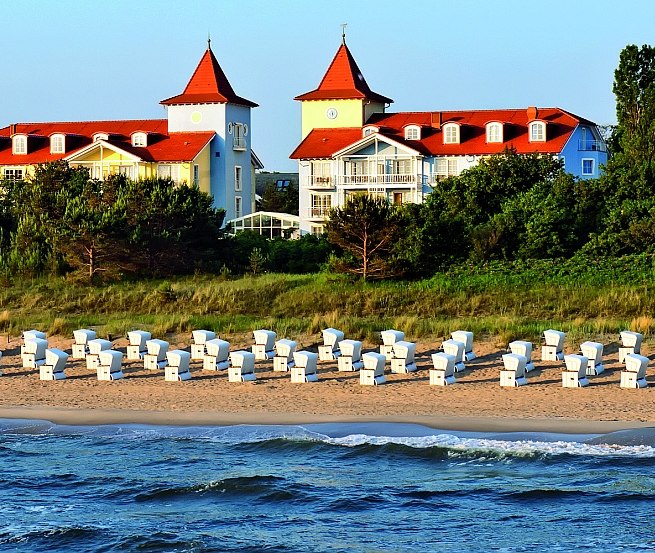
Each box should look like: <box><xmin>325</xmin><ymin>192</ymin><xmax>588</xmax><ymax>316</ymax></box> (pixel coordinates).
<box><xmin>303</xmin><ymin>176</ymin><xmax>335</xmax><ymax>189</ymax></box>
<box><xmin>339</xmin><ymin>173</ymin><xmax>420</xmax><ymax>185</ymax></box>
<box><xmin>233</xmin><ymin>137</ymin><xmax>246</xmax><ymax>151</ymax></box>
<box><xmin>578</xmin><ymin>140</ymin><xmax>607</xmax><ymax>152</ymax></box>
<box><xmin>307</xmin><ymin>207</ymin><xmax>331</xmax><ymax>219</ymax></box>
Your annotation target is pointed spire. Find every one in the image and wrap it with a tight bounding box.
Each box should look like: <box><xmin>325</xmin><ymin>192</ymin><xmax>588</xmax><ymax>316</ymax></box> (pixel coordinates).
<box><xmin>294</xmin><ymin>39</ymin><xmax>392</xmax><ymax>104</ymax></box>
<box><xmin>207</xmin><ymin>32</ymin><xmax>211</xmax><ymax>50</ymax></box>
<box><xmin>341</xmin><ymin>23</ymin><xmax>347</xmax><ymax>45</ymax></box>
<box><xmin>161</xmin><ymin>44</ymin><xmax>257</xmax><ymax>107</ymax></box>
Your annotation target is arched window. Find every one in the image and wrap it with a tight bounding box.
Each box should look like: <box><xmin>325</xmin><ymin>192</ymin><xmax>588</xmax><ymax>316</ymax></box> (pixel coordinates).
<box><xmin>93</xmin><ymin>133</ymin><xmax>109</xmax><ymax>142</ymax></box>
<box><xmin>50</xmin><ymin>134</ymin><xmax>65</xmax><ymax>154</ymax></box>
<box><xmin>131</xmin><ymin>132</ymin><xmax>147</xmax><ymax>147</ymax></box>
<box><xmin>486</xmin><ymin>122</ymin><xmax>503</xmax><ymax>143</ymax></box>
<box><xmin>443</xmin><ymin>123</ymin><xmax>460</xmax><ymax>144</ymax></box>
<box><xmin>12</xmin><ymin>135</ymin><xmax>27</xmax><ymax>155</ymax></box>
<box><xmin>529</xmin><ymin>121</ymin><xmax>546</xmax><ymax>142</ymax></box>
<box><xmin>363</xmin><ymin>126</ymin><xmax>379</xmax><ymax>137</ymax></box>
<box><xmin>404</xmin><ymin>125</ymin><xmax>421</xmax><ymax>140</ymax></box>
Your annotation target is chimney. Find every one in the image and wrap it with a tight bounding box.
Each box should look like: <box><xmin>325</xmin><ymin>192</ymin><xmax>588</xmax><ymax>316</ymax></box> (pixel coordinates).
<box><xmin>526</xmin><ymin>106</ymin><xmax>538</xmax><ymax>121</ymax></box>
<box><xmin>431</xmin><ymin>112</ymin><xmax>442</xmax><ymax>129</ymax></box>
<box><xmin>9</xmin><ymin>123</ymin><xmax>16</xmax><ymax>136</ymax></box>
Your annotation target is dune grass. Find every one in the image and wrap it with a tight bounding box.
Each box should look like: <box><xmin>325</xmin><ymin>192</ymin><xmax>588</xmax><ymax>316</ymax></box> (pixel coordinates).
<box><xmin>2</xmin><ymin>259</ymin><xmax>655</xmax><ymax>347</ymax></box>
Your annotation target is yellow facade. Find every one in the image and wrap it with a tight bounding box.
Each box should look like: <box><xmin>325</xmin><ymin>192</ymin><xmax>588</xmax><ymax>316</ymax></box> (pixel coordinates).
<box><xmin>301</xmin><ymin>99</ymin><xmax>365</xmax><ymax>139</ymax></box>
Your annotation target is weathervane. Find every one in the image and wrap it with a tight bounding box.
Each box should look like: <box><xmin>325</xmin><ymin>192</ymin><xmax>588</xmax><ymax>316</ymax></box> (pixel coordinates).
<box><xmin>207</xmin><ymin>32</ymin><xmax>211</xmax><ymax>50</ymax></box>
<box><xmin>341</xmin><ymin>23</ymin><xmax>347</xmax><ymax>44</ymax></box>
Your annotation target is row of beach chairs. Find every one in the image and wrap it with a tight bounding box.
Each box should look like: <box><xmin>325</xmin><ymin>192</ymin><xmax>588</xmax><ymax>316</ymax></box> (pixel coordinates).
<box><xmin>7</xmin><ymin>327</ymin><xmax>651</xmax><ymax>390</ymax></box>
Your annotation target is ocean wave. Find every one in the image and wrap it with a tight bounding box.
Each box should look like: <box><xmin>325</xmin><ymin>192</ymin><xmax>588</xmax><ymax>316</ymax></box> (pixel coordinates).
<box><xmin>0</xmin><ymin>525</ymin><xmax>107</xmax><ymax>549</ymax></box>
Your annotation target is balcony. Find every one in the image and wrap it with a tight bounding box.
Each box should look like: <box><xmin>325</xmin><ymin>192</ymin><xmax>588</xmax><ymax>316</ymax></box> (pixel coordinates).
<box><xmin>307</xmin><ymin>206</ymin><xmax>331</xmax><ymax>220</ymax></box>
<box><xmin>233</xmin><ymin>137</ymin><xmax>246</xmax><ymax>151</ymax></box>
<box><xmin>303</xmin><ymin>175</ymin><xmax>335</xmax><ymax>189</ymax></box>
<box><xmin>578</xmin><ymin>140</ymin><xmax>607</xmax><ymax>152</ymax></box>
<box><xmin>338</xmin><ymin>173</ymin><xmax>421</xmax><ymax>186</ymax></box>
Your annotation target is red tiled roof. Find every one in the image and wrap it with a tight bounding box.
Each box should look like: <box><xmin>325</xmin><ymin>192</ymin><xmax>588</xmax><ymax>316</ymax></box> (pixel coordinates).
<box><xmin>0</xmin><ymin>120</ymin><xmax>215</xmax><ymax>164</ymax></box>
<box><xmin>290</xmin><ymin>108</ymin><xmax>588</xmax><ymax>159</ymax></box>
<box><xmin>161</xmin><ymin>47</ymin><xmax>257</xmax><ymax>107</ymax></box>
<box><xmin>294</xmin><ymin>42</ymin><xmax>393</xmax><ymax>104</ymax></box>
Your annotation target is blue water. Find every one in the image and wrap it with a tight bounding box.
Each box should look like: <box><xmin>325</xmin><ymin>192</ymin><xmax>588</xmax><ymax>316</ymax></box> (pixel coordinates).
<box><xmin>1</xmin><ymin>421</ymin><xmax>655</xmax><ymax>552</ymax></box>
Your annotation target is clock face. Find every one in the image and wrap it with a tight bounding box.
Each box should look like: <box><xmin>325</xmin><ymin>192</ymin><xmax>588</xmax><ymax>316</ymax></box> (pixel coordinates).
<box><xmin>326</xmin><ymin>107</ymin><xmax>338</xmax><ymax>120</ymax></box>
<box><xmin>191</xmin><ymin>111</ymin><xmax>202</xmax><ymax>124</ymax></box>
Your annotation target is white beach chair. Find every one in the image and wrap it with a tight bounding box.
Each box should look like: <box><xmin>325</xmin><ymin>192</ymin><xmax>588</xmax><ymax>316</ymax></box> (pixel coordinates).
<box><xmin>228</xmin><ymin>350</ymin><xmax>256</xmax><ymax>382</ymax></box>
<box><xmin>144</xmin><ymin>339</ymin><xmax>169</xmax><ymax>370</ymax></box>
<box><xmin>508</xmin><ymin>340</ymin><xmax>535</xmax><ymax>372</ymax></box>
<box><xmin>291</xmin><ymin>351</ymin><xmax>319</xmax><ymax>382</ymax></box>
<box><xmin>252</xmin><ymin>329</ymin><xmax>276</xmax><ymax>361</ymax></box>
<box><xmin>23</xmin><ymin>330</ymin><xmax>46</xmax><ymax>343</ymax></box>
<box><xmin>451</xmin><ymin>330</ymin><xmax>475</xmax><ymax>362</ymax></box>
<box><xmin>619</xmin><ymin>331</ymin><xmax>643</xmax><ymax>363</ymax></box>
<box><xmin>500</xmin><ymin>353</ymin><xmax>528</xmax><ymax>387</ymax></box>
<box><xmin>318</xmin><ymin>328</ymin><xmax>344</xmax><ymax>361</ymax></box>
<box><xmin>203</xmin><ymin>338</ymin><xmax>230</xmax><ymax>371</ymax></box>
<box><xmin>97</xmin><ymin>350</ymin><xmax>124</xmax><ymax>381</ymax></box>
<box><xmin>72</xmin><ymin>329</ymin><xmax>97</xmax><ymax>359</ymax></box>
<box><xmin>191</xmin><ymin>330</ymin><xmax>217</xmax><ymax>361</ymax></box>
<box><xmin>273</xmin><ymin>339</ymin><xmax>297</xmax><ymax>372</ymax></box>
<box><xmin>621</xmin><ymin>353</ymin><xmax>649</xmax><ymax>389</ymax></box>
<box><xmin>430</xmin><ymin>352</ymin><xmax>456</xmax><ymax>386</ymax></box>
<box><xmin>21</xmin><ymin>337</ymin><xmax>48</xmax><ymax>369</ymax></box>
<box><xmin>580</xmin><ymin>341</ymin><xmax>604</xmax><ymax>376</ymax></box>
<box><xmin>39</xmin><ymin>348</ymin><xmax>68</xmax><ymax>381</ymax></box>
<box><xmin>542</xmin><ymin>329</ymin><xmax>565</xmax><ymax>362</ymax></box>
<box><xmin>391</xmin><ymin>341</ymin><xmax>417</xmax><ymax>373</ymax></box>
<box><xmin>380</xmin><ymin>329</ymin><xmax>405</xmax><ymax>360</ymax></box>
<box><xmin>86</xmin><ymin>338</ymin><xmax>112</xmax><ymax>369</ymax></box>
<box><xmin>338</xmin><ymin>339</ymin><xmax>364</xmax><ymax>371</ymax></box>
<box><xmin>360</xmin><ymin>352</ymin><xmax>386</xmax><ymax>385</ymax></box>
<box><xmin>562</xmin><ymin>354</ymin><xmax>589</xmax><ymax>387</ymax></box>
<box><xmin>441</xmin><ymin>339</ymin><xmax>466</xmax><ymax>372</ymax></box>
<box><xmin>127</xmin><ymin>330</ymin><xmax>151</xmax><ymax>360</ymax></box>
<box><xmin>165</xmin><ymin>350</ymin><xmax>192</xmax><ymax>382</ymax></box>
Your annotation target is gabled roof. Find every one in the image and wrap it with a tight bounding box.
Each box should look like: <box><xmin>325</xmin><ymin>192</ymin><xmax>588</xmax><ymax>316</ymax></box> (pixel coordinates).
<box><xmin>0</xmin><ymin>120</ymin><xmax>215</xmax><ymax>164</ymax></box>
<box><xmin>161</xmin><ymin>46</ymin><xmax>258</xmax><ymax>107</ymax></box>
<box><xmin>294</xmin><ymin>41</ymin><xmax>393</xmax><ymax>104</ymax></box>
<box><xmin>291</xmin><ymin>108</ymin><xmax>593</xmax><ymax>159</ymax></box>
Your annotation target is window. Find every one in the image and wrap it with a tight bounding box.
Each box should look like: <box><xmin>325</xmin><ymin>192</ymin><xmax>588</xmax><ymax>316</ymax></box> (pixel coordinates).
<box><xmin>157</xmin><ymin>164</ymin><xmax>180</xmax><ymax>183</ymax></box>
<box><xmin>529</xmin><ymin>121</ymin><xmax>546</xmax><ymax>142</ymax></box>
<box><xmin>132</xmin><ymin>132</ymin><xmax>147</xmax><ymax>147</ymax></box>
<box><xmin>234</xmin><ymin>166</ymin><xmax>242</xmax><ymax>191</ymax></box>
<box><xmin>233</xmin><ymin>124</ymin><xmax>246</xmax><ymax>150</ymax></box>
<box><xmin>3</xmin><ymin>168</ymin><xmax>24</xmax><ymax>180</ymax></box>
<box><xmin>93</xmin><ymin>133</ymin><xmax>108</xmax><ymax>142</ymax></box>
<box><xmin>443</xmin><ymin>124</ymin><xmax>459</xmax><ymax>144</ymax></box>
<box><xmin>434</xmin><ymin>157</ymin><xmax>458</xmax><ymax>179</ymax></box>
<box><xmin>582</xmin><ymin>158</ymin><xmax>594</xmax><ymax>176</ymax></box>
<box><xmin>310</xmin><ymin>194</ymin><xmax>332</xmax><ymax>218</ymax></box>
<box><xmin>12</xmin><ymin>135</ymin><xmax>27</xmax><ymax>155</ymax></box>
<box><xmin>486</xmin><ymin>123</ymin><xmax>503</xmax><ymax>143</ymax></box>
<box><xmin>50</xmin><ymin>134</ymin><xmax>65</xmax><ymax>154</ymax></box>
<box><xmin>193</xmin><ymin>164</ymin><xmax>199</xmax><ymax>186</ymax></box>
<box><xmin>404</xmin><ymin>126</ymin><xmax>420</xmax><ymax>140</ymax></box>
<box><xmin>310</xmin><ymin>161</ymin><xmax>332</xmax><ymax>185</ymax></box>
<box><xmin>234</xmin><ymin>196</ymin><xmax>242</xmax><ymax>218</ymax></box>
<box><xmin>363</xmin><ymin>126</ymin><xmax>378</xmax><ymax>137</ymax></box>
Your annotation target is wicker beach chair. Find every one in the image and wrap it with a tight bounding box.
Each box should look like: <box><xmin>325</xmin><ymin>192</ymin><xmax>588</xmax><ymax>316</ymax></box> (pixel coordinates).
<box><xmin>451</xmin><ymin>330</ymin><xmax>475</xmax><ymax>362</ymax></box>
<box><xmin>39</xmin><ymin>348</ymin><xmax>69</xmax><ymax>381</ymax></box>
<box><xmin>562</xmin><ymin>354</ymin><xmax>589</xmax><ymax>387</ymax></box>
<box><xmin>203</xmin><ymin>338</ymin><xmax>230</xmax><ymax>371</ymax></box>
<box><xmin>86</xmin><ymin>338</ymin><xmax>112</xmax><ymax>370</ymax></box>
<box><xmin>500</xmin><ymin>353</ymin><xmax>528</xmax><ymax>387</ymax></box>
<box><xmin>165</xmin><ymin>350</ymin><xmax>192</xmax><ymax>381</ymax></box>
<box><xmin>191</xmin><ymin>330</ymin><xmax>217</xmax><ymax>361</ymax></box>
<box><xmin>144</xmin><ymin>339</ymin><xmax>169</xmax><ymax>370</ymax></box>
<box><xmin>252</xmin><ymin>330</ymin><xmax>276</xmax><ymax>361</ymax></box>
<box><xmin>441</xmin><ymin>339</ymin><xmax>466</xmax><ymax>372</ymax></box>
<box><xmin>430</xmin><ymin>352</ymin><xmax>456</xmax><ymax>386</ymax></box>
<box><xmin>580</xmin><ymin>341</ymin><xmax>604</xmax><ymax>376</ymax></box>
<box><xmin>391</xmin><ymin>341</ymin><xmax>417</xmax><ymax>373</ymax></box>
<box><xmin>127</xmin><ymin>330</ymin><xmax>151</xmax><ymax>360</ymax></box>
<box><xmin>21</xmin><ymin>337</ymin><xmax>48</xmax><ymax>369</ymax></box>
<box><xmin>508</xmin><ymin>341</ymin><xmax>535</xmax><ymax>372</ymax></box>
<box><xmin>619</xmin><ymin>331</ymin><xmax>643</xmax><ymax>363</ymax></box>
<box><xmin>273</xmin><ymin>339</ymin><xmax>297</xmax><ymax>372</ymax></box>
<box><xmin>291</xmin><ymin>351</ymin><xmax>319</xmax><ymax>382</ymax></box>
<box><xmin>318</xmin><ymin>328</ymin><xmax>344</xmax><ymax>361</ymax></box>
<box><xmin>620</xmin><ymin>354</ymin><xmax>648</xmax><ymax>389</ymax></box>
<box><xmin>229</xmin><ymin>351</ymin><xmax>256</xmax><ymax>382</ymax></box>
<box><xmin>72</xmin><ymin>329</ymin><xmax>97</xmax><ymax>359</ymax></box>
<box><xmin>360</xmin><ymin>352</ymin><xmax>386</xmax><ymax>385</ymax></box>
<box><xmin>338</xmin><ymin>340</ymin><xmax>364</xmax><ymax>371</ymax></box>
<box><xmin>380</xmin><ymin>329</ymin><xmax>404</xmax><ymax>360</ymax></box>
<box><xmin>542</xmin><ymin>330</ymin><xmax>565</xmax><ymax>362</ymax></box>
<box><xmin>97</xmin><ymin>350</ymin><xmax>124</xmax><ymax>381</ymax></box>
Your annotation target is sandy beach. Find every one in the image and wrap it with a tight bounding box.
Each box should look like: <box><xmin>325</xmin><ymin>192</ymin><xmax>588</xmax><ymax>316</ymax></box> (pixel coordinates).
<box><xmin>2</xmin><ymin>333</ymin><xmax>655</xmax><ymax>433</ymax></box>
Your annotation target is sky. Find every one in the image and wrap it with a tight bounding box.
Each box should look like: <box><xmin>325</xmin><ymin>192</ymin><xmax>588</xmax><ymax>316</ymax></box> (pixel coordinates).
<box><xmin>1</xmin><ymin>0</ymin><xmax>654</xmax><ymax>171</ymax></box>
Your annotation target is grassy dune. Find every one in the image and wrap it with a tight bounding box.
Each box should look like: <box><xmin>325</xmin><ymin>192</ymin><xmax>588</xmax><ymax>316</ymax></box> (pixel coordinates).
<box><xmin>2</xmin><ymin>258</ymin><xmax>655</xmax><ymax>346</ymax></box>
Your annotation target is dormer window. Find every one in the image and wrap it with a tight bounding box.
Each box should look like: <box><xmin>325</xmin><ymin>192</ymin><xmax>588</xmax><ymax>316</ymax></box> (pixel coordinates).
<box><xmin>404</xmin><ymin>125</ymin><xmax>421</xmax><ymax>141</ymax></box>
<box><xmin>529</xmin><ymin>121</ymin><xmax>546</xmax><ymax>142</ymax></box>
<box><xmin>12</xmin><ymin>135</ymin><xmax>27</xmax><ymax>155</ymax></box>
<box><xmin>50</xmin><ymin>134</ymin><xmax>65</xmax><ymax>154</ymax></box>
<box><xmin>443</xmin><ymin>123</ymin><xmax>460</xmax><ymax>144</ymax></box>
<box><xmin>363</xmin><ymin>126</ymin><xmax>379</xmax><ymax>137</ymax></box>
<box><xmin>131</xmin><ymin>132</ymin><xmax>147</xmax><ymax>147</ymax></box>
<box><xmin>486</xmin><ymin>122</ymin><xmax>503</xmax><ymax>143</ymax></box>
<box><xmin>93</xmin><ymin>133</ymin><xmax>109</xmax><ymax>142</ymax></box>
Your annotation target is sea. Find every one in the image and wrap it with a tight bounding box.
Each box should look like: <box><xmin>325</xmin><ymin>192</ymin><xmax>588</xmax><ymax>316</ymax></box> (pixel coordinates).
<box><xmin>0</xmin><ymin>419</ymin><xmax>654</xmax><ymax>552</ymax></box>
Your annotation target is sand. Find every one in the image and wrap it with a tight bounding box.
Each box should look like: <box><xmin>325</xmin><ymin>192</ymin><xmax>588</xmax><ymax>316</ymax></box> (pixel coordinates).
<box><xmin>2</xmin><ymin>333</ymin><xmax>655</xmax><ymax>434</ymax></box>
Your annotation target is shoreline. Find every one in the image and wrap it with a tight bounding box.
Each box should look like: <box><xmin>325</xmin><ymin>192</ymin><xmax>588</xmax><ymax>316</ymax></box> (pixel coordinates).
<box><xmin>0</xmin><ymin>406</ymin><xmax>652</xmax><ymax>434</ymax></box>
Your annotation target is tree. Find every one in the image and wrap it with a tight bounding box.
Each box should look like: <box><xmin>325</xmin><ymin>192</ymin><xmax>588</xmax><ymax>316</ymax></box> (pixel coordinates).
<box><xmin>258</xmin><ymin>179</ymin><xmax>299</xmax><ymax>215</ymax></box>
<box><xmin>324</xmin><ymin>195</ymin><xmax>404</xmax><ymax>280</ymax></box>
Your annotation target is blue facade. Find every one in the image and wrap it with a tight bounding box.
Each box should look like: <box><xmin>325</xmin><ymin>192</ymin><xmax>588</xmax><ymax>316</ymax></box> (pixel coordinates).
<box><xmin>559</xmin><ymin>124</ymin><xmax>608</xmax><ymax>179</ymax></box>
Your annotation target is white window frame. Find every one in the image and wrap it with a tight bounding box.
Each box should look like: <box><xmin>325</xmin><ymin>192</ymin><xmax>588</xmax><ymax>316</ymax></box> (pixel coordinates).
<box><xmin>50</xmin><ymin>134</ymin><xmax>65</xmax><ymax>154</ymax></box>
<box><xmin>404</xmin><ymin>126</ymin><xmax>421</xmax><ymax>140</ymax></box>
<box><xmin>443</xmin><ymin>123</ymin><xmax>459</xmax><ymax>144</ymax></box>
<box><xmin>157</xmin><ymin>164</ymin><xmax>180</xmax><ymax>184</ymax></box>
<box><xmin>529</xmin><ymin>121</ymin><xmax>546</xmax><ymax>142</ymax></box>
<box><xmin>582</xmin><ymin>158</ymin><xmax>594</xmax><ymax>176</ymax></box>
<box><xmin>193</xmin><ymin>164</ymin><xmax>199</xmax><ymax>186</ymax></box>
<box><xmin>234</xmin><ymin>165</ymin><xmax>242</xmax><ymax>191</ymax></box>
<box><xmin>93</xmin><ymin>133</ymin><xmax>109</xmax><ymax>142</ymax></box>
<box><xmin>486</xmin><ymin>122</ymin><xmax>503</xmax><ymax>143</ymax></box>
<box><xmin>233</xmin><ymin>123</ymin><xmax>246</xmax><ymax>150</ymax></box>
<box><xmin>310</xmin><ymin>193</ymin><xmax>332</xmax><ymax>218</ymax></box>
<box><xmin>3</xmin><ymin>167</ymin><xmax>24</xmax><ymax>180</ymax></box>
<box><xmin>434</xmin><ymin>157</ymin><xmax>458</xmax><ymax>179</ymax></box>
<box><xmin>363</xmin><ymin>126</ymin><xmax>378</xmax><ymax>137</ymax></box>
<box><xmin>12</xmin><ymin>135</ymin><xmax>27</xmax><ymax>155</ymax></box>
<box><xmin>131</xmin><ymin>132</ymin><xmax>147</xmax><ymax>147</ymax></box>
<box><xmin>234</xmin><ymin>195</ymin><xmax>243</xmax><ymax>218</ymax></box>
